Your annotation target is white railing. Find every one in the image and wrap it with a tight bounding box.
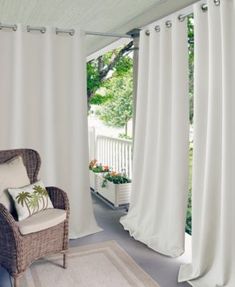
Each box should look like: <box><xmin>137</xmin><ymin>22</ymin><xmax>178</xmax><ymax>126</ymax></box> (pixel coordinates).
<box><xmin>89</xmin><ymin>128</ymin><xmax>133</xmax><ymax>179</ymax></box>
<box><xmin>88</xmin><ymin>127</ymin><xmax>96</xmax><ymax>161</ymax></box>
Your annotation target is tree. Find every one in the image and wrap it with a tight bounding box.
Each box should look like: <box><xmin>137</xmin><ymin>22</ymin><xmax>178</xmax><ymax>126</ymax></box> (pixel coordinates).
<box><xmin>95</xmin><ymin>69</ymin><xmax>133</xmax><ymax>137</ymax></box>
<box><xmin>87</xmin><ymin>41</ymin><xmax>133</xmax><ymax>103</ymax></box>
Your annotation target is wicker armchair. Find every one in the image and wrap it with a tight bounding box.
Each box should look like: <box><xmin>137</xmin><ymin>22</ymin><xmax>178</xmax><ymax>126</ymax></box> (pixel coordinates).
<box><xmin>0</xmin><ymin>149</ymin><xmax>69</xmax><ymax>287</ymax></box>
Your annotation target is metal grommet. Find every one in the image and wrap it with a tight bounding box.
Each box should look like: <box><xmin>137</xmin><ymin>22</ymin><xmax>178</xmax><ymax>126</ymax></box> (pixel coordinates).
<box><xmin>178</xmin><ymin>14</ymin><xmax>185</xmax><ymax>22</ymax></box>
<box><xmin>69</xmin><ymin>29</ymin><xmax>75</xmax><ymax>36</ymax></box>
<box><xmin>201</xmin><ymin>3</ymin><xmax>208</xmax><ymax>12</ymax></box>
<box><xmin>41</xmin><ymin>27</ymin><xmax>46</xmax><ymax>34</ymax></box>
<box><xmin>165</xmin><ymin>20</ymin><xmax>172</xmax><ymax>28</ymax></box>
<box><xmin>145</xmin><ymin>30</ymin><xmax>150</xmax><ymax>36</ymax></box>
<box><xmin>154</xmin><ymin>25</ymin><xmax>160</xmax><ymax>32</ymax></box>
<box><xmin>214</xmin><ymin>0</ymin><xmax>220</xmax><ymax>6</ymax></box>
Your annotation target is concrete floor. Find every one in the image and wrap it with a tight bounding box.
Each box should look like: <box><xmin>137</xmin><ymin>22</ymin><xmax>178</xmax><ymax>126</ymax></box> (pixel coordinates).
<box><xmin>0</xmin><ymin>194</ymin><xmax>191</xmax><ymax>287</ymax></box>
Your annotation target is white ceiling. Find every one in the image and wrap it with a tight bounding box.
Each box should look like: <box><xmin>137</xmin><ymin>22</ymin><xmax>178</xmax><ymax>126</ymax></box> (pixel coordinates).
<box><xmin>0</xmin><ymin>0</ymin><xmax>198</xmax><ymax>56</ymax></box>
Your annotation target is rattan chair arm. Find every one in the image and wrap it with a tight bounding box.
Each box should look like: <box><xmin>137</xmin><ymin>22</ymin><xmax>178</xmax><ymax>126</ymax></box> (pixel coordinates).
<box><xmin>46</xmin><ymin>186</ymin><xmax>70</xmax><ymax>212</ymax></box>
<box><xmin>0</xmin><ymin>203</ymin><xmax>20</xmax><ymax>235</ymax></box>
<box><xmin>0</xmin><ymin>203</ymin><xmax>21</xmax><ymax>256</ymax></box>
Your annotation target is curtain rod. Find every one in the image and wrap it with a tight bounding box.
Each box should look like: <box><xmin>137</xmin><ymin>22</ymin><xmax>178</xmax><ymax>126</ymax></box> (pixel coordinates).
<box><xmin>163</xmin><ymin>0</ymin><xmax>220</xmax><ymax>24</ymax></box>
<box><xmin>145</xmin><ymin>1</ymin><xmax>220</xmax><ymax>35</ymax></box>
<box><xmin>178</xmin><ymin>3</ymin><xmax>208</xmax><ymax>22</ymax></box>
<box><xmin>0</xmin><ymin>23</ymin><xmax>132</xmax><ymax>38</ymax></box>
<box><xmin>145</xmin><ymin>3</ymin><xmax>206</xmax><ymax>35</ymax></box>
<box><xmin>85</xmin><ymin>31</ymin><xmax>131</xmax><ymax>38</ymax></box>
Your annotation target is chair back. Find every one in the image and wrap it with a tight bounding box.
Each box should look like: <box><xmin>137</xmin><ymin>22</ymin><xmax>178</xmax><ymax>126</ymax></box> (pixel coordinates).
<box><xmin>0</xmin><ymin>149</ymin><xmax>41</xmax><ymax>184</ymax></box>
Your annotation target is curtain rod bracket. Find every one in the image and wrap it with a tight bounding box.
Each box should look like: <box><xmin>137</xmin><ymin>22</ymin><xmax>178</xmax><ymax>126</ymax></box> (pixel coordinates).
<box><xmin>126</xmin><ymin>28</ymin><xmax>140</xmax><ymax>38</ymax></box>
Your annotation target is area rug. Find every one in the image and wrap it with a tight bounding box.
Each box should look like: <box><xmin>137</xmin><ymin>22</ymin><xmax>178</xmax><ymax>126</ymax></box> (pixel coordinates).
<box><xmin>19</xmin><ymin>240</ymin><xmax>160</xmax><ymax>287</ymax></box>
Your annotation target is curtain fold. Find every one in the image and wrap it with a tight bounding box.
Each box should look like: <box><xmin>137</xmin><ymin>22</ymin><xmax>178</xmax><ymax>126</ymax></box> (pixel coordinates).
<box><xmin>120</xmin><ymin>16</ymin><xmax>189</xmax><ymax>257</ymax></box>
<box><xmin>179</xmin><ymin>1</ymin><xmax>235</xmax><ymax>285</ymax></box>
<box><xmin>0</xmin><ymin>25</ymin><xmax>101</xmax><ymax>239</ymax></box>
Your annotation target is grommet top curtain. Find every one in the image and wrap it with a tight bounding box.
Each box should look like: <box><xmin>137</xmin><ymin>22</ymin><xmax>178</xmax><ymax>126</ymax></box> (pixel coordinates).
<box><xmin>0</xmin><ymin>25</ymin><xmax>101</xmax><ymax>239</ymax></box>
<box><xmin>179</xmin><ymin>0</ymin><xmax>235</xmax><ymax>285</ymax></box>
<box><xmin>120</xmin><ymin>16</ymin><xmax>189</xmax><ymax>257</ymax></box>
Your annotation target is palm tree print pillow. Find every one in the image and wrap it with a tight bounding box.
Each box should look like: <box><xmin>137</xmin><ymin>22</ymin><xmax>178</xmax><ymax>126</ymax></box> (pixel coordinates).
<box><xmin>8</xmin><ymin>180</ymin><xmax>53</xmax><ymax>221</ymax></box>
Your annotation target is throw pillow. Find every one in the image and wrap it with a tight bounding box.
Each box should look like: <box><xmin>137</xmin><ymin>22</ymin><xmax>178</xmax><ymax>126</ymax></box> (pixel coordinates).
<box><xmin>8</xmin><ymin>180</ymin><xmax>54</xmax><ymax>221</ymax></box>
<box><xmin>0</xmin><ymin>156</ymin><xmax>30</xmax><ymax>212</ymax></box>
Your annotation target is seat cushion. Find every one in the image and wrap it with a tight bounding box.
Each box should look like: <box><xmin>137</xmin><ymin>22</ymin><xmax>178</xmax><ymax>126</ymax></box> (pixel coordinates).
<box><xmin>0</xmin><ymin>156</ymin><xmax>30</xmax><ymax>212</ymax></box>
<box><xmin>18</xmin><ymin>208</ymin><xmax>66</xmax><ymax>235</ymax></box>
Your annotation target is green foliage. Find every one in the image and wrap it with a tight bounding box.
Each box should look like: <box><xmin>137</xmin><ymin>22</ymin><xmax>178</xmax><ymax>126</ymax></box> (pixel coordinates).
<box><xmin>87</xmin><ymin>44</ymin><xmax>133</xmax><ymax>101</ymax></box>
<box><xmin>118</xmin><ymin>133</ymin><xmax>132</xmax><ymax>140</ymax></box>
<box><xmin>102</xmin><ymin>172</ymin><xmax>131</xmax><ymax>187</ymax></box>
<box><xmin>188</xmin><ymin>15</ymin><xmax>194</xmax><ymax>124</ymax></box>
<box><xmin>185</xmin><ymin>15</ymin><xmax>194</xmax><ymax>235</ymax></box>
<box><xmin>87</xmin><ymin>61</ymin><xmax>101</xmax><ymax>97</ymax></box>
<box><xmin>92</xmin><ymin>166</ymin><xmax>104</xmax><ymax>172</ymax></box>
<box><xmin>92</xmin><ymin>166</ymin><xmax>109</xmax><ymax>173</ymax></box>
<box><xmin>115</xmin><ymin>56</ymin><xmax>132</xmax><ymax>76</ymax></box>
<box><xmin>186</xmin><ymin>145</ymin><xmax>193</xmax><ymax>235</ymax></box>
<box><xmin>95</xmin><ymin>70</ymin><xmax>133</xmax><ymax>134</ymax></box>
<box><xmin>186</xmin><ymin>192</ymin><xmax>192</xmax><ymax>235</ymax></box>
<box><xmin>89</xmin><ymin>93</ymin><xmax>112</xmax><ymax>105</ymax></box>
<box><xmin>89</xmin><ymin>159</ymin><xmax>110</xmax><ymax>172</ymax></box>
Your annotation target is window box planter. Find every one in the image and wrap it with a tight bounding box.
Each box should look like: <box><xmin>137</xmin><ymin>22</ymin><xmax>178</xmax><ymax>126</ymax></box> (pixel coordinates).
<box><xmin>89</xmin><ymin>170</ymin><xmax>109</xmax><ymax>191</ymax></box>
<box><xmin>89</xmin><ymin>170</ymin><xmax>97</xmax><ymax>191</ymax></box>
<box><xmin>96</xmin><ymin>174</ymin><xmax>131</xmax><ymax>207</ymax></box>
<box><xmin>89</xmin><ymin>160</ymin><xmax>109</xmax><ymax>191</ymax></box>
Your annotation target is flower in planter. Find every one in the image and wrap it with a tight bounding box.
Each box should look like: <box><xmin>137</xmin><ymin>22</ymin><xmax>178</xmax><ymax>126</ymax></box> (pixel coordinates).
<box><xmin>89</xmin><ymin>159</ymin><xmax>97</xmax><ymax>170</ymax></box>
<box><xmin>102</xmin><ymin>171</ymin><xmax>131</xmax><ymax>188</ymax></box>
<box><xmin>103</xmin><ymin>165</ymin><xmax>109</xmax><ymax>172</ymax></box>
<box><xmin>89</xmin><ymin>160</ymin><xmax>110</xmax><ymax>173</ymax></box>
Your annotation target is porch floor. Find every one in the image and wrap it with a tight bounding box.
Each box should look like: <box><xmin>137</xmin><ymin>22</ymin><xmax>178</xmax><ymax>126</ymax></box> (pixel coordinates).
<box><xmin>0</xmin><ymin>194</ymin><xmax>191</xmax><ymax>287</ymax></box>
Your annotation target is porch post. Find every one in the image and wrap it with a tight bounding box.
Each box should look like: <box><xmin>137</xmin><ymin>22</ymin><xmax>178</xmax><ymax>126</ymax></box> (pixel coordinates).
<box><xmin>127</xmin><ymin>29</ymin><xmax>140</xmax><ymax>152</ymax></box>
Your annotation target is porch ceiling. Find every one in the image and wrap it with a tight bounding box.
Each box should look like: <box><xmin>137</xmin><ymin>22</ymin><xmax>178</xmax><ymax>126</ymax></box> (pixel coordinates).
<box><xmin>0</xmin><ymin>0</ymin><xmax>198</xmax><ymax>56</ymax></box>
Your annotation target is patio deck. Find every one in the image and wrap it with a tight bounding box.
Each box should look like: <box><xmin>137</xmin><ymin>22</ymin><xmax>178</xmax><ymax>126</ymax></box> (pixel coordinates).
<box><xmin>0</xmin><ymin>194</ymin><xmax>191</xmax><ymax>287</ymax></box>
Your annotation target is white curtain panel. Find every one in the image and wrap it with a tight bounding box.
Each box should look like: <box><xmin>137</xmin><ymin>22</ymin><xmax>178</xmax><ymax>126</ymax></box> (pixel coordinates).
<box><xmin>0</xmin><ymin>25</ymin><xmax>101</xmax><ymax>239</ymax></box>
<box><xmin>120</xmin><ymin>16</ymin><xmax>189</xmax><ymax>257</ymax></box>
<box><xmin>179</xmin><ymin>1</ymin><xmax>235</xmax><ymax>286</ymax></box>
